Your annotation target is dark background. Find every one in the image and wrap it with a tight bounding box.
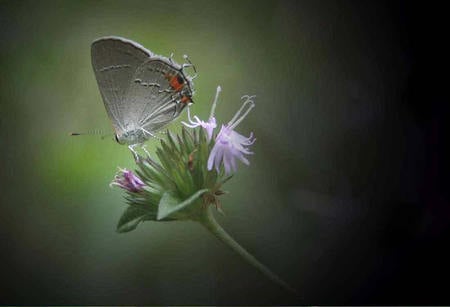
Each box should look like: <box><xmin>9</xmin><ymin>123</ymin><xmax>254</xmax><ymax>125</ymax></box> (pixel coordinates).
<box><xmin>1</xmin><ymin>0</ymin><xmax>449</xmax><ymax>305</ymax></box>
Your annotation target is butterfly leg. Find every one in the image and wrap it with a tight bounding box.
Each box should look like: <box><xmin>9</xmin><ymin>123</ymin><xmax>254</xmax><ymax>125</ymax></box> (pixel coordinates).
<box><xmin>141</xmin><ymin>144</ymin><xmax>151</xmax><ymax>157</ymax></box>
<box><xmin>128</xmin><ymin>144</ymin><xmax>139</xmax><ymax>161</ymax></box>
<box><xmin>182</xmin><ymin>55</ymin><xmax>197</xmax><ymax>80</ymax></box>
<box><xmin>141</xmin><ymin>127</ymin><xmax>163</xmax><ymax>140</ymax></box>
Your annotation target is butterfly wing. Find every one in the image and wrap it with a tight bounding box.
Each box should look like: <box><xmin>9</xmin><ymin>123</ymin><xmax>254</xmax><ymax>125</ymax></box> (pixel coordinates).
<box><xmin>125</xmin><ymin>59</ymin><xmax>192</xmax><ymax>133</ymax></box>
<box><xmin>91</xmin><ymin>36</ymin><xmax>152</xmax><ymax>133</ymax></box>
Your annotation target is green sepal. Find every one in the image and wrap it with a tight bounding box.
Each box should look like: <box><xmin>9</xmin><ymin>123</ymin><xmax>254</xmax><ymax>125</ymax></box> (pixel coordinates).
<box><xmin>116</xmin><ymin>204</ymin><xmax>153</xmax><ymax>233</ymax></box>
<box><xmin>157</xmin><ymin>189</ymin><xmax>209</xmax><ymax>221</ymax></box>
<box><xmin>116</xmin><ymin>126</ymin><xmax>231</xmax><ymax>227</ymax></box>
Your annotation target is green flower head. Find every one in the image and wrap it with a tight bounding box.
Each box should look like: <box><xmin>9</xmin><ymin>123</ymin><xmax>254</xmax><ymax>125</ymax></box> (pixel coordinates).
<box><xmin>112</xmin><ymin>87</ymin><xmax>255</xmax><ymax>232</ymax></box>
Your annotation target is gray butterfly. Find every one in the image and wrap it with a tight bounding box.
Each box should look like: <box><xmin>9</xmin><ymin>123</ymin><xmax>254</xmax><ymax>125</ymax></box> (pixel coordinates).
<box><xmin>91</xmin><ymin>36</ymin><xmax>195</xmax><ymax>154</ymax></box>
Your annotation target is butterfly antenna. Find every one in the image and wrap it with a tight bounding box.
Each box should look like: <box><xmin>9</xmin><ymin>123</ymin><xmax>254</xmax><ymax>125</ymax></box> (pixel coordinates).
<box><xmin>70</xmin><ymin>129</ymin><xmax>111</xmax><ymax>140</ymax></box>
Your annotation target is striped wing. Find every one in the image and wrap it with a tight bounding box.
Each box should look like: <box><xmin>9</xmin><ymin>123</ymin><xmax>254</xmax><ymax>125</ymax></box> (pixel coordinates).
<box><xmin>125</xmin><ymin>59</ymin><xmax>190</xmax><ymax>133</ymax></box>
<box><xmin>91</xmin><ymin>36</ymin><xmax>152</xmax><ymax>133</ymax></box>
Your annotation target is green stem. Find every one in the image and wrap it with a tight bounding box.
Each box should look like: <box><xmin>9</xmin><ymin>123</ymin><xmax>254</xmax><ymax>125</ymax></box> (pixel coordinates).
<box><xmin>199</xmin><ymin>207</ymin><xmax>297</xmax><ymax>294</ymax></box>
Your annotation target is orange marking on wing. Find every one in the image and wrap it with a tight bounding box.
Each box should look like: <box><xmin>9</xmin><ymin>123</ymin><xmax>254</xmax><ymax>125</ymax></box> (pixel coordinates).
<box><xmin>165</xmin><ymin>74</ymin><xmax>185</xmax><ymax>92</ymax></box>
<box><xmin>180</xmin><ymin>95</ymin><xmax>192</xmax><ymax>104</ymax></box>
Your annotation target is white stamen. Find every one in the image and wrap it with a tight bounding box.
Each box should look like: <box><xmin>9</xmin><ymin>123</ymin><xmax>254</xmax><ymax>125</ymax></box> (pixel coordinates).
<box><xmin>209</xmin><ymin>86</ymin><xmax>222</xmax><ymax>119</ymax></box>
<box><xmin>228</xmin><ymin>95</ymin><xmax>256</xmax><ymax>129</ymax></box>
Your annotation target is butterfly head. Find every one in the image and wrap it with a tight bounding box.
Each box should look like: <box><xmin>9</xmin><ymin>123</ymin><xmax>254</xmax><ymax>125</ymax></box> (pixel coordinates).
<box><xmin>114</xmin><ymin>129</ymin><xmax>147</xmax><ymax>145</ymax></box>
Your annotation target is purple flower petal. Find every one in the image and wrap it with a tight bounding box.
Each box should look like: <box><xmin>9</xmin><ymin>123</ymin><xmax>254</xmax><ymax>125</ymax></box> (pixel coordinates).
<box><xmin>111</xmin><ymin>169</ymin><xmax>145</xmax><ymax>193</ymax></box>
<box><xmin>208</xmin><ymin>124</ymin><xmax>256</xmax><ymax>175</ymax></box>
<box><xmin>182</xmin><ymin>107</ymin><xmax>217</xmax><ymax>141</ymax></box>
<box><xmin>184</xmin><ymin>87</ymin><xmax>256</xmax><ymax>175</ymax></box>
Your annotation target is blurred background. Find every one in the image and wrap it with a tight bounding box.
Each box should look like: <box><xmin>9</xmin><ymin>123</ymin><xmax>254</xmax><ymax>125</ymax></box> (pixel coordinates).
<box><xmin>1</xmin><ymin>0</ymin><xmax>448</xmax><ymax>304</ymax></box>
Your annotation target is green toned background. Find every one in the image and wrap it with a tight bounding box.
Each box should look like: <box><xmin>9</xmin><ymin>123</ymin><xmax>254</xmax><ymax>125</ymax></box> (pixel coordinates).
<box><xmin>1</xmin><ymin>0</ymin><xmax>449</xmax><ymax>305</ymax></box>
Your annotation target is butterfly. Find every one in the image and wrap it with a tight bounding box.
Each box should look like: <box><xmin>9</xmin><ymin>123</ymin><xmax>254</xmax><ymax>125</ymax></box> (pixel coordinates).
<box><xmin>91</xmin><ymin>36</ymin><xmax>196</xmax><ymax>155</ymax></box>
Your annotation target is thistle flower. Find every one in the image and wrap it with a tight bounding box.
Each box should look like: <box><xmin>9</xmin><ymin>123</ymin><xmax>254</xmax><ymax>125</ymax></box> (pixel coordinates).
<box><xmin>110</xmin><ymin>168</ymin><xmax>145</xmax><ymax>192</ymax></box>
<box><xmin>184</xmin><ymin>86</ymin><xmax>256</xmax><ymax>174</ymax></box>
<box><xmin>111</xmin><ymin>126</ymin><xmax>226</xmax><ymax>230</ymax></box>
<box><xmin>110</xmin><ymin>87</ymin><xmax>295</xmax><ymax>294</ymax></box>
<box><xmin>208</xmin><ymin>95</ymin><xmax>256</xmax><ymax>174</ymax></box>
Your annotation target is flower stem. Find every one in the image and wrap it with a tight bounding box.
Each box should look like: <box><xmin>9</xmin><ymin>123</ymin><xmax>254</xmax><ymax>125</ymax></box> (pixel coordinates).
<box><xmin>199</xmin><ymin>207</ymin><xmax>297</xmax><ymax>294</ymax></box>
